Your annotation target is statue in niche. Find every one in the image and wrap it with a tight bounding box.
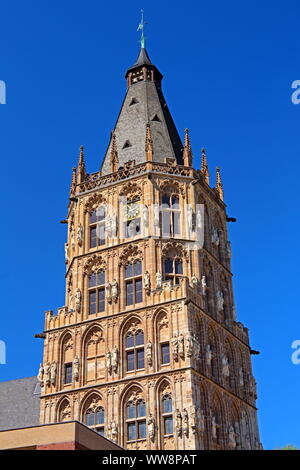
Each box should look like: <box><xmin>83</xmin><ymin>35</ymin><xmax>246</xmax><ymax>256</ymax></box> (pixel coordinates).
<box><xmin>182</xmin><ymin>408</ymin><xmax>189</xmax><ymax>436</ymax></box>
<box><xmin>106</xmin><ymin>351</ymin><xmax>112</xmax><ymax>374</ymax></box>
<box><xmin>37</xmin><ymin>363</ymin><xmax>44</xmax><ymax>386</ymax></box>
<box><xmin>185</xmin><ymin>333</ymin><xmax>194</xmax><ymax>357</ymax></box>
<box><xmin>178</xmin><ymin>333</ymin><xmax>185</xmax><ymax>358</ymax></box>
<box><xmin>111</xmin><ymin>346</ymin><xmax>118</xmax><ymax>373</ymax></box>
<box><xmin>175</xmin><ymin>409</ymin><xmax>182</xmax><ymax>437</ymax></box>
<box><xmin>50</xmin><ymin>361</ymin><xmax>57</xmax><ymax>386</ymax></box>
<box><xmin>110</xmin><ymin>421</ymin><xmax>118</xmax><ymax>442</ymax></box>
<box><xmin>77</xmin><ymin>224</ymin><xmax>83</xmax><ymax>246</ymax></box>
<box><xmin>211</xmin><ymin>416</ymin><xmax>220</xmax><ymax>440</ymax></box>
<box><xmin>190</xmin><ymin>406</ymin><xmax>197</xmax><ymax>434</ymax></box>
<box><xmin>206</xmin><ymin>344</ymin><xmax>213</xmax><ymax>368</ymax></box>
<box><xmin>146</xmin><ymin>341</ymin><xmax>153</xmax><ymax>366</ymax></box>
<box><xmin>64</xmin><ymin>243</ymin><xmax>69</xmax><ymax>264</ymax></box>
<box><xmin>156</xmin><ymin>271</ymin><xmax>162</xmax><ymax>289</ymax></box>
<box><xmin>222</xmin><ymin>355</ymin><xmax>230</xmax><ymax>377</ymax></box>
<box><xmin>143</xmin><ymin>271</ymin><xmax>151</xmax><ymax>290</ymax></box>
<box><xmin>105</xmin><ymin>282</ymin><xmax>112</xmax><ymax>302</ymax></box>
<box><xmin>147</xmin><ymin>413</ymin><xmax>155</xmax><ymax>440</ymax></box>
<box><xmin>239</xmin><ymin>367</ymin><xmax>244</xmax><ymax>386</ymax></box>
<box><xmin>44</xmin><ymin>363</ymin><xmax>51</xmax><ymax>387</ymax></box>
<box><xmin>216</xmin><ymin>290</ymin><xmax>224</xmax><ymax>311</ymax></box>
<box><xmin>74</xmin><ymin>288</ymin><xmax>81</xmax><ymax>313</ymax></box>
<box><xmin>211</xmin><ymin>226</ymin><xmax>219</xmax><ymax>246</ymax></box>
<box><xmin>201</xmin><ymin>275</ymin><xmax>207</xmax><ymax>295</ymax></box>
<box><xmin>111</xmin><ymin>279</ymin><xmax>118</xmax><ymax>302</ymax></box>
<box><xmin>228</xmin><ymin>425</ymin><xmax>238</xmax><ymax>449</ymax></box>
<box><xmin>71</xmin><ymin>226</ymin><xmax>75</xmax><ymax>249</ymax></box>
<box><xmin>191</xmin><ymin>274</ymin><xmax>199</xmax><ymax>286</ymax></box>
<box><xmin>73</xmin><ymin>356</ymin><xmax>80</xmax><ymax>382</ymax></box>
<box><xmin>171</xmin><ymin>334</ymin><xmax>179</xmax><ymax>360</ymax></box>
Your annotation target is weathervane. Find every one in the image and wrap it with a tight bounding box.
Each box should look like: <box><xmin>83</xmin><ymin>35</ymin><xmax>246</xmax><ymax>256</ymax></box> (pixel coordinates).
<box><xmin>137</xmin><ymin>9</ymin><xmax>146</xmax><ymax>49</ymax></box>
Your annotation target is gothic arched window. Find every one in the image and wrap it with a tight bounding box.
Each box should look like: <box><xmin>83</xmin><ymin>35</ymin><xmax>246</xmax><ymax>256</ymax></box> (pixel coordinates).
<box><xmin>88</xmin><ymin>270</ymin><xmax>105</xmax><ymax>315</ymax></box>
<box><xmin>125</xmin><ymin>260</ymin><xmax>143</xmax><ymax>306</ymax></box>
<box><xmin>161</xmin><ymin>194</ymin><xmax>181</xmax><ymax>237</ymax></box>
<box><xmin>162</xmin><ymin>393</ymin><xmax>173</xmax><ymax>436</ymax></box>
<box><xmin>90</xmin><ymin>206</ymin><xmax>106</xmax><ymax>248</ymax></box>
<box><xmin>85</xmin><ymin>406</ymin><xmax>105</xmax><ymax>435</ymax></box>
<box><xmin>125</xmin><ymin>329</ymin><xmax>144</xmax><ymax>372</ymax></box>
<box><xmin>126</xmin><ymin>398</ymin><xmax>146</xmax><ymax>442</ymax></box>
<box><xmin>163</xmin><ymin>257</ymin><xmax>183</xmax><ymax>285</ymax></box>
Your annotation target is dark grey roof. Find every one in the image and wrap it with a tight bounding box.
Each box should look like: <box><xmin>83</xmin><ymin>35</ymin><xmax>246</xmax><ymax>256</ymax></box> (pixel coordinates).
<box><xmin>0</xmin><ymin>376</ymin><xmax>40</xmax><ymax>431</ymax></box>
<box><xmin>100</xmin><ymin>48</ymin><xmax>183</xmax><ymax>174</ymax></box>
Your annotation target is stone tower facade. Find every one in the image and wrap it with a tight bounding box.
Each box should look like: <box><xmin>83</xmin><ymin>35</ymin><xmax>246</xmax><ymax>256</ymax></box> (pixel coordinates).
<box><xmin>39</xmin><ymin>47</ymin><xmax>262</xmax><ymax>450</ymax></box>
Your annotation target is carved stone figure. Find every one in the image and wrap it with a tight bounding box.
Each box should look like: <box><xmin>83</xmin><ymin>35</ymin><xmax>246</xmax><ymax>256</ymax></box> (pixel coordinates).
<box><xmin>143</xmin><ymin>271</ymin><xmax>151</xmax><ymax>290</ymax></box>
<box><xmin>37</xmin><ymin>363</ymin><xmax>44</xmax><ymax>386</ymax></box>
<box><xmin>178</xmin><ymin>333</ymin><xmax>185</xmax><ymax>358</ymax></box>
<box><xmin>182</xmin><ymin>408</ymin><xmax>189</xmax><ymax>436</ymax></box>
<box><xmin>71</xmin><ymin>226</ymin><xmax>75</xmax><ymax>249</ymax></box>
<box><xmin>198</xmin><ymin>408</ymin><xmax>205</xmax><ymax>434</ymax></box>
<box><xmin>146</xmin><ymin>341</ymin><xmax>153</xmax><ymax>366</ymax></box>
<box><xmin>111</xmin><ymin>279</ymin><xmax>118</xmax><ymax>302</ymax></box>
<box><xmin>50</xmin><ymin>361</ymin><xmax>57</xmax><ymax>386</ymax></box>
<box><xmin>196</xmin><ymin>206</ymin><xmax>203</xmax><ymax>229</ymax></box>
<box><xmin>191</xmin><ymin>274</ymin><xmax>199</xmax><ymax>286</ymax></box>
<box><xmin>228</xmin><ymin>425</ymin><xmax>238</xmax><ymax>449</ymax></box>
<box><xmin>106</xmin><ymin>351</ymin><xmax>112</xmax><ymax>374</ymax></box>
<box><xmin>69</xmin><ymin>293</ymin><xmax>74</xmax><ymax>311</ymax></box>
<box><xmin>64</xmin><ymin>243</ymin><xmax>69</xmax><ymax>264</ymax></box>
<box><xmin>147</xmin><ymin>413</ymin><xmax>155</xmax><ymax>440</ymax></box>
<box><xmin>185</xmin><ymin>334</ymin><xmax>194</xmax><ymax>357</ymax></box>
<box><xmin>77</xmin><ymin>224</ymin><xmax>83</xmax><ymax>246</ymax></box>
<box><xmin>156</xmin><ymin>271</ymin><xmax>162</xmax><ymax>289</ymax></box>
<box><xmin>110</xmin><ymin>421</ymin><xmax>118</xmax><ymax>442</ymax></box>
<box><xmin>216</xmin><ymin>290</ymin><xmax>224</xmax><ymax>311</ymax></box>
<box><xmin>175</xmin><ymin>409</ymin><xmax>182</xmax><ymax>437</ymax></box>
<box><xmin>239</xmin><ymin>367</ymin><xmax>244</xmax><ymax>386</ymax></box>
<box><xmin>111</xmin><ymin>346</ymin><xmax>118</xmax><ymax>373</ymax></box>
<box><xmin>74</xmin><ymin>288</ymin><xmax>81</xmax><ymax>313</ymax></box>
<box><xmin>73</xmin><ymin>356</ymin><xmax>80</xmax><ymax>382</ymax></box>
<box><xmin>249</xmin><ymin>375</ymin><xmax>257</xmax><ymax>398</ymax></box>
<box><xmin>211</xmin><ymin>226</ymin><xmax>219</xmax><ymax>246</ymax></box>
<box><xmin>222</xmin><ymin>355</ymin><xmax>230</xmax><ymax>377</ymax></box>
<box><xmin>206</xmin><ymin>344</ymin><xmax>213</xmax><ymax>368</ymax></box>
<box><xmin>105</xmin><ymin>282</ymin><xmax>112</xmax><ymax>302</ymax></box>
<box><xmin>44</xmin><ymin>363</ymin><xmax>51</xmax><ymax>387</ymax></box>
<box><xmin>171</xmin><ymin>334</ymin><xmax>179</xmax><ymax>360</ymax></box>
<box><xmin>190</xmin><ymin>406</ymin><xmax>197</xmax><ymax>434</ymax></box>
<box><xmin>212</xmin><ymin>416</ymin><xmax>220</xmax><ymax>440</ymax></box>
<box><xmin>201</xmin><ymin>275</ymin><xmax>207</xmax><ymax>296</ymax></box>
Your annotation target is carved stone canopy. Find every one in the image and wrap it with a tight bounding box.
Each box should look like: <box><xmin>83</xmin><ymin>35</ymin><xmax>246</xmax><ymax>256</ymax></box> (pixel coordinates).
<box><xmin>161</xmin><ymin>241</ymin><xmax>189</xmax><ymax>261</ymax></box>
<box><xmin>119</xmin><ymin>182</ymin><xmax>142</xmax><ymax>200</ymax></box>
<box><xmin>83</xmin><ymin>254</ymin><xmax>106</xmax><ymax>276</ymax></box>
<box><xmin>119</xmin><ymin>244</ymin><xmax>143</xmax><ymax>266</ymax></box>
<box><xmin>159</xmin><ymin>180</ymin><xmax>185</xmax><ymax>197</ymax></box>
<box><xmin>84</xmin><ymin>192</ymin><xmax>107</xmax><ymax>214</ymax></box>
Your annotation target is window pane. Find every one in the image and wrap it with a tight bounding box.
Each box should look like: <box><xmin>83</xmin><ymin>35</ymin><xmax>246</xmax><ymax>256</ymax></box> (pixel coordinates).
<box><xmin>137</xmin><ymin>348</ymin><xmax>144</xmax><ymax>369</ymax></box>
<box><xmin>173</xmin><ymin>212</ymin><xmax>180</xmax><ymax>235</ymax></box>
<box><xmin>175</xmin><ymin>259</ymin><xmax>183</xmax><ymax>274</ymax></box>
<box><xmin>65</xmin><ymin>364</ymin><xmax>72</xmax><ymax>384</ymax></box>
<box><xmin>135</xmin><ymin>331</ymin><xmax>144</xmax><ymax>346</ymax></box>
<box><xmin>171</xmin><ymin>196</ymin><xmax>179</xmax><ymax>209</ymax></box>
<box><xmin>127</xmin><ymin>351</ymin><xmax>135</xmax><ymax>371</ymax></box>
<box><xmin>163</xmin><ymin>397</ymin><xmax>172</xmax><ymax>413</ymax></box>
<box><xmin>90</xmin><ymin>211</ymin><xmax>97</xmax><ymax>224</ymax></box>
<box><xmin>89</xmin><ymin>273</ymin><xmax>97</xmax><ymax>287</ymax></box>
<box><xmin>162</xmin><ymin>194</ymin><xmax>170</xmax><ymax>207</ymax></box>
<box><xmin>97</xmin><ymin>427</ymin><xmax>105</xmax><ymax>436</ymax></box>
<box><xmin>96</xmin><ymin>206</ymin><xmax>106</xmax><ymax>221</ymax></box>
<box><xmin>164</xmin><ymin>259</ymin><xmax>173</xmax><ymax>274</ymax></box>
<box><xmin>164</xmin><ymin>416</ymin><xmax>173</xmax><ymax>435</ymax></box>
<box><xmin>90</xmin><ymin>226</ymin><xmax>97</xmax><ymax>248</ymax></box>
<box><xmin>125</xmin><ymin>264</ymin><xmax>133</xmax><ymax>278</ymax></box>
<box><xmin>126</xmin><ymin>333</ymin><xmax>134</xmax><ymax>349</ymax></box>
<box><xmin>161</xmin><ymin>343</ymin><xmax>170</xmax><ymax>364</ymax></box>
<box><xmin>96</xmin><ymin>409</ymin><xmax>104</xmax><ymax>425</ymax></box>
<box><xmin>137</xmin><ymin>401</ymin><xmax>146</xmax><ymax>418</ymax></box>
<box><xmin>86</xmin><ymin>412</ymin><xmax>94</xmax><ymax>427</ymax></box>
<box><xmin>126</xmin><ymin>281</ymin><xmax>134</xmax><ymax>306</ymax></box>
<box><xmin>135</xmin><ymin>279</ymin><xmax>143</xmax><ymax>303</ymax></box>
<box><xmin>162</xmin><ymin>211</ymin><xmax>171</xmax><ymax>236</ymax></box>
<box><xmin>127</xmin><ymin>403</ymin><xmax>136</xmax><ymax>419</ymax></box>
<box><xmin>98</xmin><ymin>288</ymin><xmax>105</xmax><ymax>312</ymax></box>
<box><xmin>89</xmin><ymin>291</ymin><xmax>96</xmax><ymax>315</ymax></box>
<box><xmin>138</xmin><ymin>421</ymin><xmax>146</xmax><ymax>439</ymax></box>
<box><xmin>127</xmin><ymin>423</ymin><xmax>136</xmax><ymax>441</ymax></box>
<box><xmin>98</xmin><ymin>223</ymin><xmax>105</xmax><ymax>245</ymax></box>
<box><xmin>97</xmin><ymin>271</ymin><xmax>105</xmax><ymax>285</ymax></box>
<box><xmin>134</xmin><ymin>261</ymin><xmax>142</xmax><ymax>276</ymax></box>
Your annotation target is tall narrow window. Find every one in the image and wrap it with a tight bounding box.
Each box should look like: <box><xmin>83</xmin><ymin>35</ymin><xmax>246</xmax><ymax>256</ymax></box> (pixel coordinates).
<box><xmin>126</xmin><ymin>399</ymin><xmax>146</xmax><ymax>442</ymax></box>
<box><xmin>64</xmin><ymin>363</ymin><xmax>73</xmax><ymax>385</ymax></box>
<box><xmin>162</xmin><ymin>194</ymin><xmax>181</xmax><ymax>237</ymax></box>
<box><xmin>163</xmin><ymin>258</ymin><xmax>183</xmax><ymax>285</ymax></box>
<box><xmin>125</xmin><ymin>261</ymin><xmax>143</xmax><ymax>306</ymax></box>
<box><xmin>162</xmin><ymin>394</ymin><xmax>173</xmax><ymax>435</ymax></box>
<box><xmin>88</xmin><ymin>270</ymin><xmax>105</xmax><ymax>315</ymax></box>
<box><xmin>125</xmin><ymin>330</ymin><xmax>144</xmax><ymax>372</ymax></box>
<box><xmin>90</xmin><ymin>206</ymin><xmax>106</xmax><ymax>248</ymax></box>
<box><xmin>85</xmin><ymin>406</ymin><xmax>105</xmax><ymax>435</ymax></box>
<box><xmin>161</xmin><ymin>343</ymin><xmax>170</xmax><ymax>365</ymax></box>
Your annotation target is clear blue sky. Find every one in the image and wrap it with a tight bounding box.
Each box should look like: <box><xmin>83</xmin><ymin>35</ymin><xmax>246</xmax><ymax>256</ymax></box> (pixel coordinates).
<box><xmin>1</xmin><ymin>0</ymin><xmax>299</xmax><ymax>450</ymax></box>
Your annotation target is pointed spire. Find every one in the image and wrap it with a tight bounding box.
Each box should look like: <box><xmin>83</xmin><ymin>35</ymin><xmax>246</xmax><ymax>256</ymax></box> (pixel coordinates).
<box><xmin>215</xmin><ymin>167</ymin><xmax>224</xmax><ymax>201</ymax></box>
<box><xmin>110</xmin><ymin>132</ymin><xmax>119</xmax><ymax>173</ymax></box>
<box><xmin>183</xmin><ymin>128</ymin><xmax>192</xmax><ymax>166</ymax></box>
<box><xmin>201</xmin><ymin>147</ymin><xmax>210</xmax><ymax>185</ymax></box>
<box><xmin>70</xmin><ymin>167</ymin><xmax>77</xmax><ymax>195</ymax></box>
<box><xmin>145</xmin><ymin>123</ymin><xmax>153</xmax><ymax>161</ymax></box>
<box><xmin>77</xmin><ymin>146</ymin><xmax>86</xmax><ymax>184</ymax></box>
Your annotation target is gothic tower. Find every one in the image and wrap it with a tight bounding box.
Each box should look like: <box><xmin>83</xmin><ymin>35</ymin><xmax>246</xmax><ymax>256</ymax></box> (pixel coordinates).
<box><xmin>39</xmin><ymin>45</ymin><xmax>262</xmax><ymax>450</ymax></box>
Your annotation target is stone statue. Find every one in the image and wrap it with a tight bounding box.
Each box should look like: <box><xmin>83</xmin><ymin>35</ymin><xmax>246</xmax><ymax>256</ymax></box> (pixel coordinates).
<box><xmin>105</xmin><ymin>282</ymin><xmax>112</xmax><ymax>302</ymax></box>
<box><xmin>226</xmin><ymin>241</ymin><xmax>232</xmax><ymax>259</ymax></box>
<box><xmin>147</xmin><ymin>413</ymin><xmax>155</xmax><ymax>440</ymax></box>
<box><xmin>143</xmin><ymin>271</ymin><xmax>151</xmax><ymax>290</ymax></box>
<box><xmin>198</xmin><ymin>408</ymin><xmax>205</xmax><ymax>434</ymax></box>
<box><xmin>211</xmin><ymin>416</ymin><xmax>219</xmax><ymax>440</ymax></box>
<box><xmin>222</xmin><ymin>355</ymin><xmax>230</xmax><ymax>377</ymax></box>
<box><xmin>185</xmin><ymin>333</ymin><xmax>194</xmax><ymax>357</ymax></box>
<box><xmin>211</xmin><ymin>226</ymin><xmax>220</xmax><ymax>246</ymax></box>
<box><xmin>182</xmin><ymin>408</ymin><xmax>189</xmax><ymax>436</ymax></box>
<box><xmin>44</xmin><ymin>363</ymin><xmax>51</xmax><ymax>387</ymax></box>
<box><xmin>37</xmin><ymin>363</ymin><xmax>44</xmax><ymax>386</ymax></box>
<box><xmin>190</xmin><ymin>406</ymin><xmax>197</xmax><ymax>434</ymax></box>
<box><xmin>156</xmin><ymin>271</ymin><xmax>162</xmax><ymax>289</ymax></box>
<box><xmin>175</xmin><ymin>409</ymin><xmax>182</xmax><ymax>437</ymax></box>
<box><xmin>171</xmin><ymin>334</ymin><xmax>179</xmax><ymax>360</ymax></box>
<box><xmin>50</xmin><ymin>361</ymin><xmax>57</xmax><ymax>386</ymax></box>
<box><xmin>71</xmin><ymin>227</ymin><xmax>75</xmax><ymax>249</ymax></box>
<box><xmin>193</xmin><ymin>335</ymin><xmax>201</xmax><ymax>358</ymax></box>
<box><xmin>206</xmin><ymin>344</ymin><xmax>213</xmax><ymax>367</ymax></box>
<box><xmin>110</xmin><ymin>421</ymin><xmax>118</xmax><ymax>442</ymax></box>
<box><xmin>111</xmin><ymin>346</ymin><xmax>118</xmax><ymax>373</ymax></box>
<box><xmin>178</xmin><ymin>333</ymin><xmax>185</xmax><ymax>358</ymax></box>
<box><xmin>216</xmin><ymin>290</ymin><xmax>224</xmax><ymax>311</ymax></box>
<box><xmin>228</xmin><ymin>425</ymin><xmax>238</xmax><ymax>449</ymax></box>
<box><xmin>106</xmin><ymin>351</ymin><xmax>112</xmax><ymax>374</ymax></box>
<box><xmin>111</xmin><ymin>279</ymin><xmax>118</xmax><ymax>302</ymax></box>
<box><xmin>64</xmin><ymin>243</ymin><xmax>69</xmax><ymax>264</ymax></box>
<box><xmin>74</xmin><ymin>288</ymin><xmax>81</xmax><ymax>313</ymax></box>
<box><xmin>77</xmin><ymin>224</ymin><xmax>83</xmax><ymax>246</ymax></box>
<box><xmin>105</xmin><ymin>216</ymin><xmax>113</xmax><ymax>237</ymax></box>
<box><xmin>146</xmin><ymin>341</ymin><xmax>153</xmax><ymax>366</ymax></box>
<box><xmin>201</xmin><ymin>275</ymin><xmax>207</xmax><ymax>295</ymax></box>
<box><xmin>239</xmin><ymin>367</ymin><xmax>244</xmax><ymax>386</ymax></box>
<box><xmin>196</xmin><ymin>206</ymin><xmax>203</xmax><ymax>229</ymax></box>
<box><xmin>191</xmin><ymin>274</ymin><xmax>199</xmax><ymax>286</ymax></box>
<box><xmin>73</xmin><ymin>356</ymin><xmax>80</xmax><ymax>382</ymax></box>
<box><xmin>69</xmin><ymin>293</ymin><xmax>74</xmax><ymax>311</ymax></box>
<box><xmin>249</xmin><ymin>375</ymin><xmax>257</xmax><ymax>398</ymax></box>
